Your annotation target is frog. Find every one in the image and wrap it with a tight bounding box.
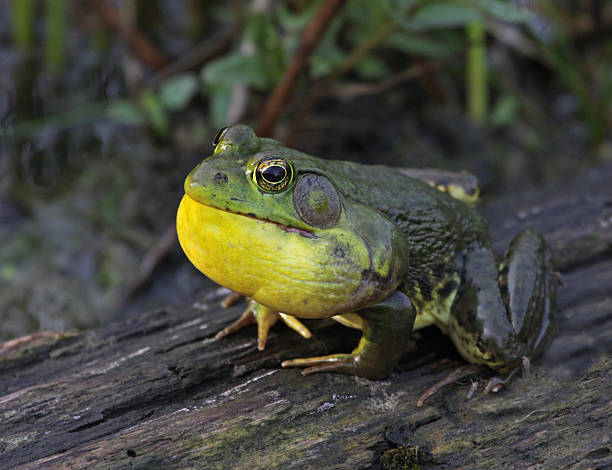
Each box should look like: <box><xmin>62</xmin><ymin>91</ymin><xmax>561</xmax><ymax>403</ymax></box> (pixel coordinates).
<box><xmin>176</xmin><ymin>124</ymin><xmax>556</xmax><ymax>397</ymax></box>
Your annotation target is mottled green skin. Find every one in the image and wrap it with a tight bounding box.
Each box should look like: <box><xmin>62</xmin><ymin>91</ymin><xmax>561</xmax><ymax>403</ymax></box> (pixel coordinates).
<box><xmin>186</xmin><ymin>124</ymin><xmax>556</xmax><ymax>379</ymax></box>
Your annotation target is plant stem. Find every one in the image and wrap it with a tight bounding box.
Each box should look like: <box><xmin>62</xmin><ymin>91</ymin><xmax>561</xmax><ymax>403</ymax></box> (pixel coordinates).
<box><xmin>11</xmin><ymin>0</ymin><xmax>35</xmax><ymax>49</ymax></box>
<box><xmin>467</xmin><ymin>20</ymin><xmax>487</xmax><ymax>123</ymax></box>
<box><xmin>45</xmin><ymin>0</ymin><xmax>67</xmax><ymax>73</ymax></box>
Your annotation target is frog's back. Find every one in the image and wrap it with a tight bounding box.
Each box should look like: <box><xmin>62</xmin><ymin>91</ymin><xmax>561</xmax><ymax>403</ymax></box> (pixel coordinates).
<box><xmin>300</xmin><ymin>157</ymin><xmax>488</xmax><ymax>246</ymax></box>
<box><xmin>264</xmin><ymin>140</ymin><xmax>489</xmax><ymax>266</ymax></box>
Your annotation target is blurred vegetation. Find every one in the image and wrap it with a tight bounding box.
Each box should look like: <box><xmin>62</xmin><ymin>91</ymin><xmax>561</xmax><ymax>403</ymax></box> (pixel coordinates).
<box><xmin>0</xmin><ymin>0</ymin><xmax>610</xmax><ymax>340</ymax></box>
<box><xmin>6</xmin><ymin>1</ymin><xmax>611</xmax><ymax>144</ymax></box>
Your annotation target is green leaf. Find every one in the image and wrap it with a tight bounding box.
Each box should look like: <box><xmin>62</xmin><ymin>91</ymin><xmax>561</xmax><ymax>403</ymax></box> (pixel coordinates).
<box><xmin>382</xmin><ymin>0</ymin><xmax>421</xmax><ymax>12</ymax></box>
<box><xmin>1</xmin><ymin>263</ymin><xmax>17</xmax><ymax>281</ymax></box>
<box><xmin>356</xmin><ymin>55</ymin><xmax>389</xmax><ymax>80</ymax></box>
<box><xmin>345</xmin><ymin>0</ymin><xmax>389</xmax><ymax>41</ymax></box>
<box><xmin>408</xmin><ymin>3</ymin><xmax>482</xmax><ymax>30</ymax></box>
<box><xmin>469</xmin><ymin>0</ymin><xmax>532</xmax><ymax>22</ymax></box>
<box><xmin>206</xmin><ymin>85</ymin><xmax>232</xmax><ymax>129</ymax></box>
<box><xmin>491</xmin><ymin>94</ymin><xmax>519</xmax><ymax>126</ymax></box>
<box><xmin>105</xmin><ymin>100</ymin><xmax>145</xmax><ymax>126</ymax></box>
<box><xmin>387</xmin><ymin>31</ymin><xmax>461</xmax><ymax>57</ymax></box>
<box><xmin>247</xmin><ymin>13</ymin><xmax>286</xmax><ymax>86</ymax></box>
<box><xmin>309</xmin><ymin>42</ymin><xmax>345</xmax><ymax>79</ymax></box>
<box><xmin>202</xmin><ymin>52</ymin><xmax>269</xmax><ymax>89</ymax></box>
<box><xmin>276</xmin><ymin>2</ymin><xmax>318</xmax><ymax>31</ymax></box>
<box><xmin>139</xmin><ymin>90</ymin><xmax>169</xmax><ymax>137</ymax></box>
<box><xmin>159</xmin><ymin>74</ymin><xmax>199</xmax><ymax>111</ymax></box>
<box><xmin>308</xmin><ymin>12</ymin><xmax>346</xmax><ymax>79</ymax></box>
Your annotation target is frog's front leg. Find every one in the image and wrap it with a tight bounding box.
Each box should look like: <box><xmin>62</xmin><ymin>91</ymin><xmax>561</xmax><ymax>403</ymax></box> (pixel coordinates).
<box><xmin>282</xmin><ymin>290</ymin><xmax>416</xmax><ymax>380</ymax></box>
<box><xmin>449</xmin><ymin>229</ymin><xmax>556</xmax><ymax>378</ymax></box>
<box><xmin>215</xmin><ymin>299</ymin><xmax>312</xmax><ymax>350</ymax></box>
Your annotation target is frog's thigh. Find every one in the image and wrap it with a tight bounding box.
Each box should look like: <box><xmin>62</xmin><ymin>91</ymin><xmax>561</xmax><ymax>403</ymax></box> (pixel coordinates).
<box><xmin>448</xmin><ymin>230</ymin><xmax>556</xmax><ymax>374</ymax></box>
<box><xmin>282</xmin><ymin>290</ymin><xmax>416</xmax><ymax>380</ymax></box>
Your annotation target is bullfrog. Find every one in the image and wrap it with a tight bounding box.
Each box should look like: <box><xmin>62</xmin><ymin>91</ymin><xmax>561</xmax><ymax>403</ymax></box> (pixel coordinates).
<box><xmin>176</xmin><ymin>124</ymin><xmax>556</xmax><ymax>395</ymax></box>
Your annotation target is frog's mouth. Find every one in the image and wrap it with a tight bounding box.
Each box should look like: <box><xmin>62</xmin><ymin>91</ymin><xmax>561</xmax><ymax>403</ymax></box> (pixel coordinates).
<box><xmin>185</xmin><ymin>194</ymin><xmax>317</xmax><ymax>239</ymax></box>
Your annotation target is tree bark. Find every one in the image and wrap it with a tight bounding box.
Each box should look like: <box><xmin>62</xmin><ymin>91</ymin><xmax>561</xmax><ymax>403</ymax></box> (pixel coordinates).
<box><xmin>1</xmin><ymin>164</ymin><xmax>611</xmax><ymax>470</ymax></box>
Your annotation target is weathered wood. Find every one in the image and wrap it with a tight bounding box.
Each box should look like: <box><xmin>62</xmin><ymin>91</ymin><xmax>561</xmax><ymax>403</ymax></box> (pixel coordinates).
<box><xmin>1</xmin><ymin>164</ymin><xmax>611</xmax><ymax>470</ymax></box>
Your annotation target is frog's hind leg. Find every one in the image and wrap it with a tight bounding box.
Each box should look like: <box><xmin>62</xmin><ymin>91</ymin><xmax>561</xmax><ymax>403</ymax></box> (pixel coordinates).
<box><xmin>499</xmin><ymin>229</ymin><xmax>557</xmax><ymax>360</ymax></box>
<box><xmin>448</xmin><ymin>229</ymin><xmax>556</xmax><ymax>378</ymax></box>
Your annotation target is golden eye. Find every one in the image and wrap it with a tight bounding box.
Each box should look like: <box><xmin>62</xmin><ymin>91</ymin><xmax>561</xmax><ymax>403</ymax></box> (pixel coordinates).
<box><xmin>255</xmin><ymin>158</ymin><xmax>293</xmax><ymax>192</ymax></box>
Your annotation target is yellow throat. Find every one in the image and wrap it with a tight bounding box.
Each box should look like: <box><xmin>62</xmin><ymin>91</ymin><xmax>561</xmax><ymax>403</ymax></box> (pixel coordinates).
<box><xmin>176</xmin><ymin>194</ymin><xmax>372</xmax><ymax>317</ymax></box>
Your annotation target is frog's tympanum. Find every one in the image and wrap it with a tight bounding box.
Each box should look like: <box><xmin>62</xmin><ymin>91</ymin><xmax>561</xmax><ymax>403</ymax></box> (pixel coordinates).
<box><xmin>177</xmin><ymin>125</ymin><xmax>556</xmax><ymax>394</ymax></box>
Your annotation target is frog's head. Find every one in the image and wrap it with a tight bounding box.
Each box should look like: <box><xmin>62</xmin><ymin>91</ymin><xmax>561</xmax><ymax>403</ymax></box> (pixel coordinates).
<box><xmin>185</xmin><ymin>124</ymin><xmax>341</xmax><ymax>235</ymax></box>
<box><xmin>179</xmin><ymin>124</ymin><xmax>408</xmax><ymax>317</ymax></box>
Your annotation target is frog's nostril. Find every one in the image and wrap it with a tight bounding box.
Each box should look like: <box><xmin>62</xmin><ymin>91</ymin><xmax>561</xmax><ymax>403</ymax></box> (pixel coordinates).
<box><xmin>215</xmin><ymin>172</ymin><xmax>228</xmax><ymax>184</ymax></box>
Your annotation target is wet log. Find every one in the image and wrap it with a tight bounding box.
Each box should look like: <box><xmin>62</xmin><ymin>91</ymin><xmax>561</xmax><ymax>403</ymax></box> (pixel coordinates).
<box><xmin>1</xmin><ymin>164</ymin><xmax>611</xmax><ymax>470</ymax></box>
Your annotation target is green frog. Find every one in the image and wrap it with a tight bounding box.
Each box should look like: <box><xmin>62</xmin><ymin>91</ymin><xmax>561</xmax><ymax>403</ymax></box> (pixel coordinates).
<box><xmin>176</xmin><ymin>124</ymin><xmax>556</xmax><ymax>393</ymax></box>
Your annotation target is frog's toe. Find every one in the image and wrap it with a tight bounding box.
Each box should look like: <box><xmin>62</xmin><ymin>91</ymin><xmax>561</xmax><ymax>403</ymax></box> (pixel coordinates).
<box><xmin>278</xmin><ymin>313</ymin><xmax>312</xmax><ymax>339</ymax></box>
<box><xmin>282</xmin><ymin>354</ymin><xmax>356</xmax><ymax>375</ymax></box>
<box><xmin>220</xmin><ymin>291</ymin><xmax>243</xmax><ymax>308</ymax></box>
<box><xmin>483</xmin><ymin>376</ymin><xmax>506</xmax><ymax>394</ymax></box>
<box><xmin>254</xmin><ymin>308</ymin><xmax>280</xmax><ymax>350</ymax></box>
<box><xmin>214</xmin><ymin>300</ymin><xmax>280</xmax><ymax>350</ymax></box>
<box><xmin>214</xmin><ymin>306</ymin><xmax>256</xmax><ymax>341</ymax></box>
<box><xmin>282</xmin><ymin>347</ymin><xmax>395</xmax><ymax>379</ymax></box>
<box><xmin>215</xmin><ymin>300</ymin><xmax>313</xmax><ymax>350</ymax></box>
<box><xmin>483</xmin><ymin>367</ymin><xmax>520</xmax><ymax>394</ymax></box>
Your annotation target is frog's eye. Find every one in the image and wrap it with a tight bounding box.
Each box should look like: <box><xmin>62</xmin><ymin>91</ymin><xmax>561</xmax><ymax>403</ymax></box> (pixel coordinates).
<box><xmin>254</xmin><ymin>157</ymin><xmax>293</xmax><ymax>192</ymax></box>
<box><xmin>212</xmin><ymin>127</ymin><xmax>228</xmax><ymax>147</ymax></box>
<box><xmin>293</xmin><ymin>174</ymin><xmax>341</xmax><ymax>228</ymax></box>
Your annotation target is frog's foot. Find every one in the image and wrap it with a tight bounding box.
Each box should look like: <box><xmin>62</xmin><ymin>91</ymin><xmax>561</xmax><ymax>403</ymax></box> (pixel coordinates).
<box><xmin>417</xmin><ymin>355</ymin><xmax>531</xmax><ymax>405</ymax></box>
<box><xmin>416</xmin><ymin>364</ymin><xmax>483</xmax><ymax>406</ymax></box>
<box><xmin>283</xmin><ymin>291</ymin><xmax>416</xmax><ymax>380</ymax></box>
<box><xmin>215</xmin><ymin>299</ymin><xmax>312</xmax><ymax>350</ymax></box>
